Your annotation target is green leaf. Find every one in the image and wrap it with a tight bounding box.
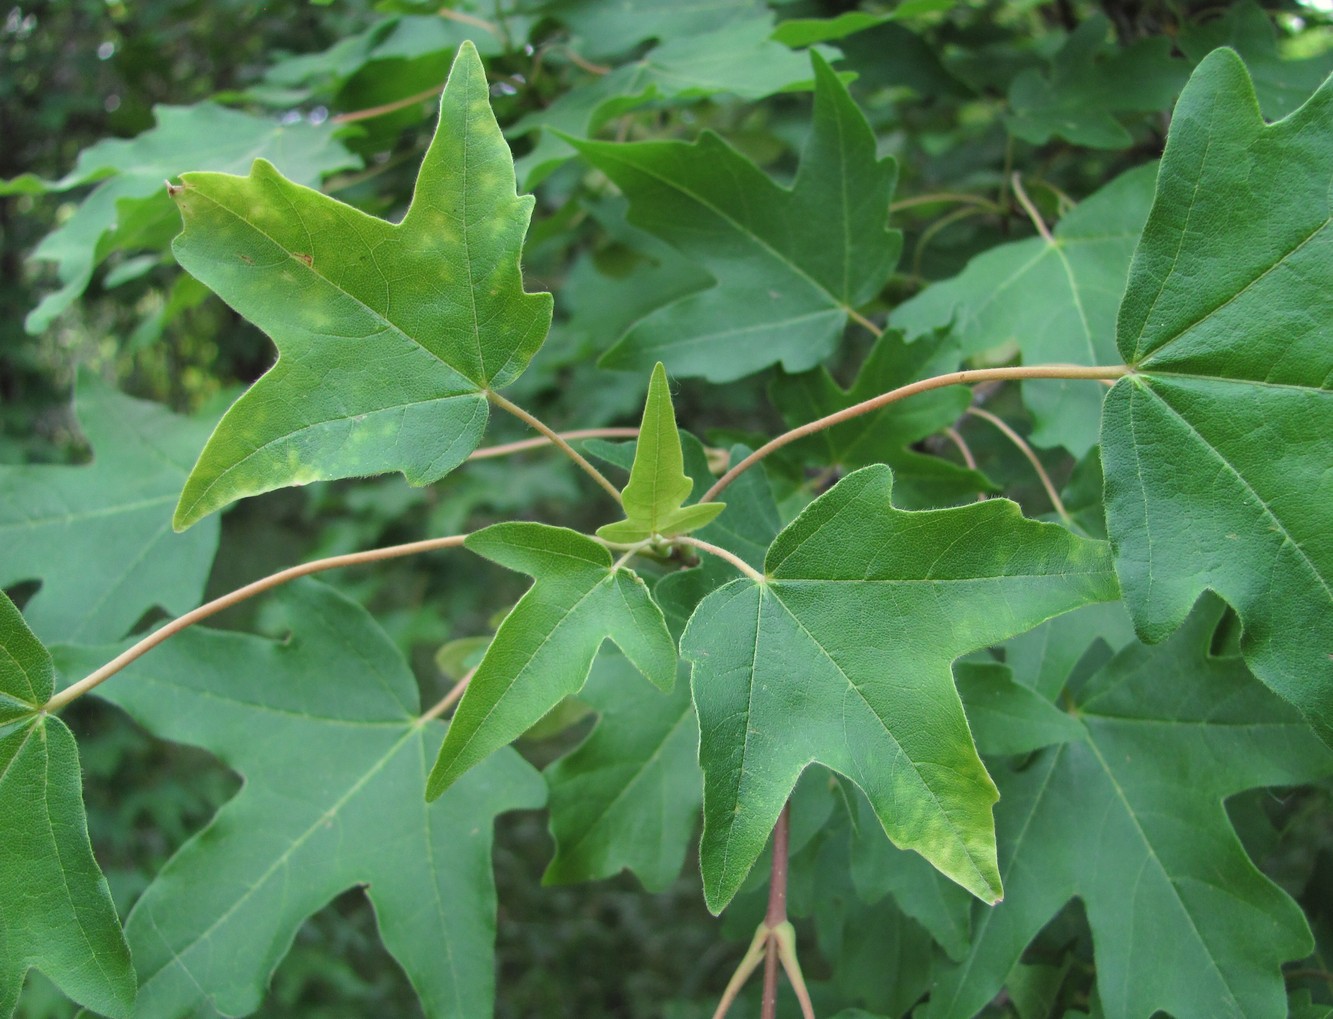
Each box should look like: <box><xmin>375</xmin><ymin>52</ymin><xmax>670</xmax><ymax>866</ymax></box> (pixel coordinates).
<box><xmin>576</xmin><ymin>51</ymin><xmax>901</xmax><ymax>382</ymax></box>
<box><xmin>924</xmin><ymin>598</ymin><xmax>1333</xmax><ymax>1019</ymax></box>
<box><xmin>2</xmin><ymin>103</ymin><xmax>358</xmax><ymax>334</ymax></box>
<box><xmin>1102</xmin><ymin>50</ymin><xmax>1333</xmax><ymax>740</ymax></box>
<box><xmin>543</xmin><ymin>0</ymin><xmax>763</xmax><ymax>59</ymax></box>
<box><xmin>0</xmin><ymin>371</ymin><xmax>220</xmax><ymax>644</ymax></box>
<box><xmin>596</xmin><ymin>363</ymin><xmax>724</xmax><ymax>542</ymax></box>
<box><xmin>1004</xmin><ymin>16</ymin><xmax>1189</xmax><ymax>149</ymax></box>
<box><xmin>512</xmin><ymin>17</ymin><xmax>829</xmax><ymax>188</ymax></box>
<box><xmin>0</xmin><ymin>594</ymin><xmax>135</xmax><ymax>1019</ymax></box>
<box><xmin>1179</xmin><ymin>2</ymin><xmax>1333</xmax><ymax>120</ymax></box>
<box><xmin>891</xmin><ymin>164</ymin><xmax>1157</xmax><ymax>455</ymax></box>
<box><xmin>769</xmin><ymin>329</ymin><xmax>994</xmax><ymax>507</ymax></box>
<box><xmin>955</xmin><ymin>661</ymin><xmax>1083</xmax><ymax>756</ymax></box>
<box><xmin>427</xmin><ymin>522</ymin><xmax>676</xmax><ymax>798</ymax></box>
<box><xmin>170</xmin><ymin>41</ymin><xmax>553</xmax><ymax>530</ymax></box>
<box><xmin>55</xmin><ymin>581</ymin><xmax>545</xmax><ymax>1019</ymax></box>
<box><xmin>679</xmin><ymin>464</ymin><xmax>1119</xmax><ymax>913</ymax></box>
<box><xmin>543</xmin><ymin>650</ymin><xmax>700</xmax><ymax>891</ymax></box>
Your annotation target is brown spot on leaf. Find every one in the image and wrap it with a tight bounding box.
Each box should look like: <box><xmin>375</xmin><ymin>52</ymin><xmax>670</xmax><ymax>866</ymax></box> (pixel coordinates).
<box><xmin>237</xmin><ymin>253</ymin><xmax>254</xmax><ymax>265</ymax></box>
<box><xmin>292</xmin><ymin>252</ymin><xmax>314</xmax><ymax>268</ymax></box>
<box><xmin>165</xmin><ymin>180</ymin><xmax>184</xmax><ymax>197</ymax></box>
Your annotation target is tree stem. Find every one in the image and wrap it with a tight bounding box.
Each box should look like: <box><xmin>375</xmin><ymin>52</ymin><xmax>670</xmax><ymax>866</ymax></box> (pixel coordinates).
<box><xmin>700</xmin><ymin>364</ymin><xmax>1128</xmax><ymax>502</ymax></box>
<box><xmin>487</xmin><ymin>390</ymin><xmax>624</xmax><ymax>504</ymax></box>
<box><xmin>44</xmin><ymin>535</ymin><xmax>470</xmax><ymax>713</ymax></box>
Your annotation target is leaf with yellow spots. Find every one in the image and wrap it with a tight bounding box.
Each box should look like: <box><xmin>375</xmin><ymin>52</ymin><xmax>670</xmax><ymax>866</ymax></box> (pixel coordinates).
<box><xmin>168</xmin><ymin>41</ymin><xmax>552</xmax><ymax>530</ymax></box>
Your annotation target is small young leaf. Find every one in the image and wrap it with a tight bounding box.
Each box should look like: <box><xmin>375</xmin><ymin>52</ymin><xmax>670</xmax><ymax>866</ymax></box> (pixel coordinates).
<box><xmin>596</xmin><ymin>363</ymin><xmax>724</xmax><ymax>542</ymax></box>
<box><xmin>925</xmin><ymin>597</ymin><xmax>1333</xmax><ymax>1019</ymax></box>
<box><xmin>170</xmin><ymin>41</ymin><xmax>552</xmax><ymax>530</ymax></box>
<box><xmin>1103</xmin><ymin>49</ymin><xmax>1333</xmax><ymax>740</ymax></box>
<box><xmin>56</xmin><ymin>581</ymin><xmax>544</xmax><ymax>1019</ymax></box>
<box><xmin>427</xmin><ymin>523</ymin><xmax>676</xmax><ymax>799</ymax></box>
<box><xmin>0</xmin><ymin>594</ymin><xmax>135</xmax><ymax>1019</ymax></box>
<box><xmin>680</xmin><ymin>464</ymin><xmax>1119</xmax><ymax>913</ymax></box>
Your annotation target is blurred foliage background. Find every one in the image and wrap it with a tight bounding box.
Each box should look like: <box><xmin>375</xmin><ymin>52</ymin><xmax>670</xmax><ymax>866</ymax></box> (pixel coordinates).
<box><xmin>4</xmin><ymin>0</ymin><xmax>1332</xmax><ymax>1014</ymax></box>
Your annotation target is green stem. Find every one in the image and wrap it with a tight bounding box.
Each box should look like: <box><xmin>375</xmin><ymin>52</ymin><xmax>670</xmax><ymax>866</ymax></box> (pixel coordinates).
<box><xmin>43</xmin><ymin>535</ymin><xmax>470</xmax><ymax>714</ymax></box>
<box><xmin>487</xmin><ymin>390</ymin><xmax>624</xmax><ymax>504</ymax></box>
<box><xmin>468</xmin><ymin>427</ymin><xmax>639</xmax><ymax>461</ymax></box>
<box><xmin>674</xmin><ymin>536</ymin><xmax>765</xmax><ymax>584</ymax></box>
<box><xmin>699</xmin><ymin>364</ymin><xmax>1129</xmax><ymax>502</ymax></box>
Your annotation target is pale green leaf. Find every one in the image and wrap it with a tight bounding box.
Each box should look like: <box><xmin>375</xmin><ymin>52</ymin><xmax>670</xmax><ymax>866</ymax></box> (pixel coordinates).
<box><xmin>680</xmin><ymin>464</ymin><xmax>1119</xmax><ymax>912</ymax></box>
<box><xmin>1102</xmin><ymin>50</ymin><xmax>1333</xmax><ymax>740</ymax></box>
<box><xmin>55</xmin><ymin>581</ymin><xmax>544</xmax><ymax>1019</ymax></box>
<box><xmin>596</xmin><ymin>363</ymin><xmax>723</xmax><ymax>542</ymax></box>
<box><xmin>0</xmin><ymin>594</ymin><xmax>135</xmax><ymax>1019</ymax></box>
<box><xmin>170</xmin><ymin>42</ymin><xmax>552</xmax><ymax>529</ymax></box>
<box><xmin>0</xmin><ymin>372</ymin><xmax>219</xmax><ymax>644</ymax></box>
<box><xmin>925</xmin><ymin>598</ymin><xmax>1333</xmax><ymax>1019</ymax></box>
<box><xmin>576</xmin><ymin>51</ymin><xmax>900</xmax><ymax>382</ymax></box>
<box><xmin>427</xmin><ymin>523</ymin><xmax>676</xmax><ymax>798</ymax></box>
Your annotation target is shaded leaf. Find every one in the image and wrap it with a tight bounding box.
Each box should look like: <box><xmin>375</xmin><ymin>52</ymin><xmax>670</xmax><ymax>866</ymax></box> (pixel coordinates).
<box><xmin>769</xmin><ymin>329</ymin><xmax>993</xmax><ymax>507</ymax></box>
<box><xmin>56</xmin><ymin>581</ymin><xmax>545</xmax><ymax>1019</ymax></box>
<box><xmin>576</xmin><ymin>51</ymin><xmax>900</xmax><ymax>382</ymax></box>
<box><xmin>597</xmin><ymin>363</ymin><xmax>724</xmax><ymax>542</ymax></box>
<box><xmin>2</xmin><ymin>104</ymin><xmax>358</xmax><ymax>334</ymax></box>
<box><xmin>427</xmin><ymin>523</ymin><xmax>675</xmax><ymax>798</ymax></box>
<box><xmin>1102</xmin><ymin>50</ymin><xmax>1333</xmax><ymax>739</ymax></box>
<box><xmin>891</xmin><ymin>164</ymin><xmax>1157</xmax><ymax>455</ymax></box>
<box><xmin>924</xmin><ymin>598</ymin><xmax>1333</xmax><ymax>1019</ymax></box>
<box><xmin>170</xmin><ymin>42</ymin><xmax>552</xmax><ymax>529</ymax></box>
<box><xmin>0</xmin><ymin>372</ymin><xmax>219</xmax><ymax>644</ymax></box>
<box><xmin>543</xmin><ymin>651</ymin><xmax>700</xmax><ymax>891</ymax></box>
<box><xmin>680</xmin><ymin>464</ymin><xmax>1119</xmax><ymax>912</ymax></box>
<box><xmin>0</xmin><ymin>593</ymin><xmax>134</xmax><ymax>1019</ymax></box>
<box><xmin>543</xmin><ymin>0</ymin><xmax>763</xmax><ymax>59</ymax></box>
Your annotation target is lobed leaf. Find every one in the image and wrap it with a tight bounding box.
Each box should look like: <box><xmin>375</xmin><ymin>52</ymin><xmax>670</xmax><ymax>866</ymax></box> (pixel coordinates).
<box><xmin>0</xmin><ymin>372</ymin><xmax>219</xmax><ymax>644</ymax></box>
<box><xmin>1102</xmin><ymin>49</ymin><xmax>1333</xmax><ymax>740</ymax></box>
<box><xmin>56</xmin><ymin>581</ymin><xmax>544</xmax><ymax>1019</ymax></box>
<box><xmin>0</xmin><ymin>594</ymin><xmax>135</xmax><ymax>1019</ymax></box>
<box><xmin>575</xmin><ymin>51</ymin><xmax>900</xmax><ymax>382</ymax></box>
<box><xmin>925</xmin><ymin>598</ymin><xmax>1333</xmax><ymax>1019</ymax></box>
<box><xmin>680</xmin><ymin>464</ymin><xmax>1119</xmax><ymax>913</ymax></box>
<box><xmin>427</xmin><ymin>523</ymin><xmax>676</xmax><ymax>799</ymax></box>
<box><xmin>170</xmin><ymin>41</ymin><xmax>552</xmax><ymax>530</ymax></box>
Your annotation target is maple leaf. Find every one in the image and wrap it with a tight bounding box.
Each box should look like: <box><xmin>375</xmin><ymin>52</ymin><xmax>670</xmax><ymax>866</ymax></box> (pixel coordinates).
<box><xmin>0</xmin><ymin>371</ymin><xmax>218</xmax><ymax>644</ymax></box>
<box><xmin>680</xmin><ymin>464</ymin><xmax>1119</xmax><ymax>912</ymax></box>
<box><xmin>0</xmin><ymin>594</ymin><xmax>135</xmax><ymax>1019</ymax></box>
<box><xmin>925</xmin><ymin>597</ymin><xmax>1333</xmax><ymax>1019</ymax></box>
<box><xmin>54</xmin><ymin>581</ymin><xmax>544</xmax><ymax>1019</ymax></box>
<box><xmin>427</xmin><ymin>523</ymin><xmax>676</xmax><ymax>799</ymax></box>
<box><xmin>1101</xmin><ymin>50</ymin><xmax>1333</xmax><ymax>741</ymax></box>
<box><xmin>169</xmin><ymin>41</ymin><xmax>552</xmax><ymax>530</ymax></box>
<box><xmin>574</xmin><ymin>51</ymin><xmax>900</xmax><ymax>383</ymax></box>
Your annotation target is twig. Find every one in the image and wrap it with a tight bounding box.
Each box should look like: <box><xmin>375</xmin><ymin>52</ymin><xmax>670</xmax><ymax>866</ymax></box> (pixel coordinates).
<box><xmin>761</xmin><ymin>804</ymin><xmax>791</xmax><ymax>1019</ymax></box>
<box><xmin>965</xmin><ymin>406</ymin><xmax>1071</xmax><ymax>526</ymax></box>
<box><xmin>943</xmin><ymin>425</ymin><xmax>978</xmax><ymax>470</ymax></box>
<box><xmin>673</xmin><ymin>536</ymin><xmax>765</xmax><ymax>584</ymax></box>
<box><xmin>333</xmin><ymin>84</ymin><xmax>446</xmax><ymax>124</ymax></box>
<box><xmin>1011</xmin><ymin>172</ymin><xmax>1055</xmax><ymax>245</ymax></box>
<box><xmin>44</xmin><ymin>535</ymin><xmax>470</xmax><ymax>713</ymax></box>
<box><xmin>419</xmin><ymin>666</ymin><xmax>476</xmax><ymax>724</ymax></box>
<box><xmin>699</xmin><ymin>364</ymin><xmax>1128</xmax><ymax>502</ymax></box>
<box><xmin>891</xmin><ymin>191</ymin><xmax>1003</xmax><ymax>213</ymax></box>
<box><xmin>468</xmin><ymin>427</ymin><xmax>639</xmax><ymax>461</ymax></box>
<box><xmin>486</xmin><ymin>390</ymin><xmax>624</xmax><ymax>504</ymax></box>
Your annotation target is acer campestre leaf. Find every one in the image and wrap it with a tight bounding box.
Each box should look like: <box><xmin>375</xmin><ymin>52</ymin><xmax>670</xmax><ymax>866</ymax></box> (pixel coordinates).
<box><xmin>55</xmin><ymin>581</ymin><xmax>544</xmax><ymax>1019</ymax></box>
<box><xmin>679</xmin><ymin>464</ymin><xmax>1119</xmax><ymax>913</ymax></box>
<box><xmin>427</xmin><ymin>523</ymin><xmax>676</xmax><ymax>799</ymax></box>
<box><xmin>170</xmin><ymin>41</ymin><xmax>552</xmax><ymax>530</ymax></box>
<box><xmin>925</xmin><ymin>598</ymin><xmax>1333</xmax><ymax>1019</ymax></box>
<box><xmin>576</xmin><ymin>51</ymin><xmax>901</xmax><ymax>382</ymax></box>
<box><xmin>596</xmin><ymin>363</ymin><xmax>723</xmax><ymax>542</ymax></box>
<box><xmin>1102</xmin><ymin>49</ymin><xmax>1333</xmax><ymax>740</ymax></box>
<box><xmin>0</xmin><ymin>594</ymin><xmax>135</xmax><ymax>1019</ymax></box>
<box><xmin>0</xmin><ymin>371</ymin><xmax>219</xmax><ymax>644</ymax></box>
